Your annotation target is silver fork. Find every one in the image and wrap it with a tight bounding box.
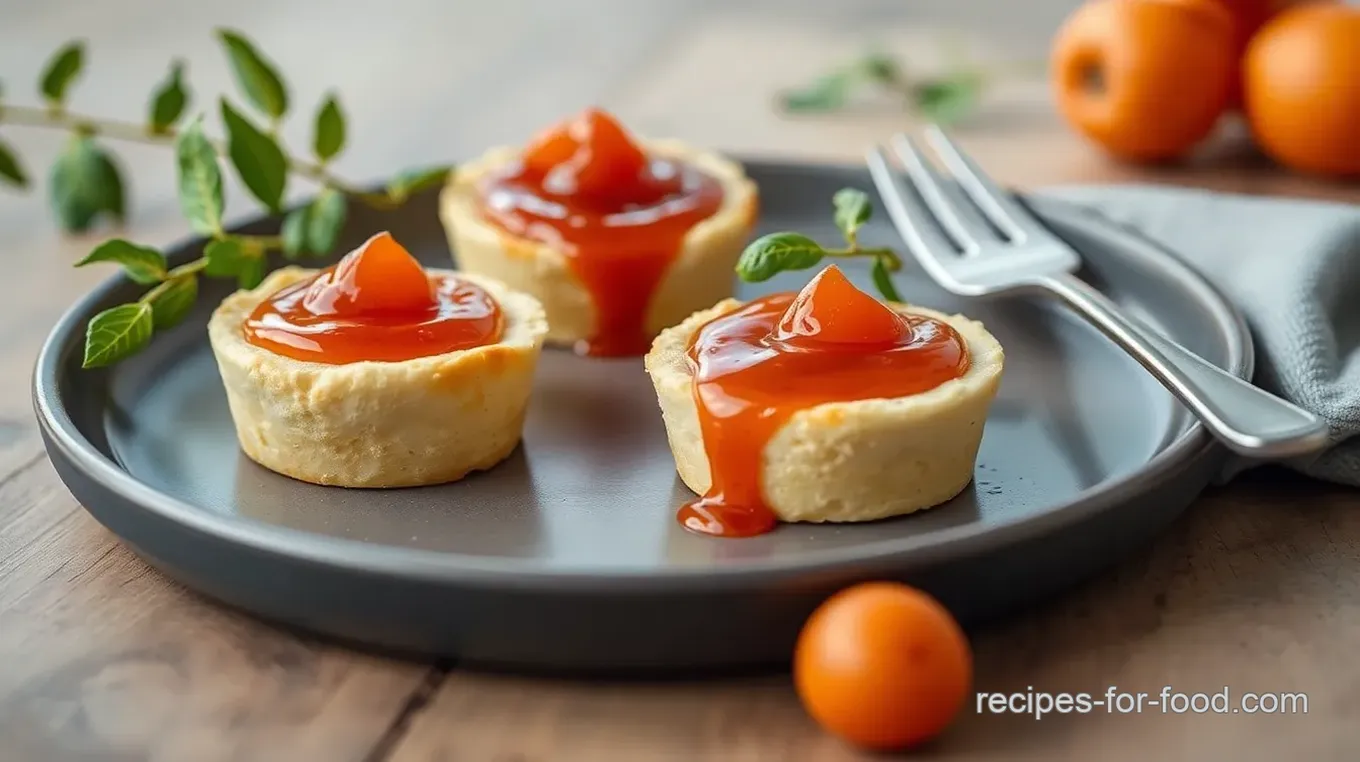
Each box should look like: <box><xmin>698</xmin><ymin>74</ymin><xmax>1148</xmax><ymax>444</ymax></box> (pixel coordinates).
<box><xmin>867</xmin><ymin>126</ymin><xmax>1329</xmax><ymax>459</ymax></box>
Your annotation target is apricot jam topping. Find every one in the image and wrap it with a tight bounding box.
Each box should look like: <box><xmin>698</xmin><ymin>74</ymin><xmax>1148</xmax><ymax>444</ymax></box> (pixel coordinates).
<box><xmin>243</xmin><ymin>232</ymin><xmax>503</xmax><ymax>364</ymax></box>
<box><xmin>680</xmin><ymin>265</ymin><xmax>971</xmax><ymax>537</ymax></box>
<box><xmin>477</xmin><ymin>107</ymin><xmax>724</xmax><ymax>357</ymax></box>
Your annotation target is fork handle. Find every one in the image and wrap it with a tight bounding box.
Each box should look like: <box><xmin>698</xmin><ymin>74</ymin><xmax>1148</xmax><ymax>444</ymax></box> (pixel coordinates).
<box><xmin>1035</xmin><ymin>272</ymin><xmax>1330</xmax><ymax>459</ymax></box>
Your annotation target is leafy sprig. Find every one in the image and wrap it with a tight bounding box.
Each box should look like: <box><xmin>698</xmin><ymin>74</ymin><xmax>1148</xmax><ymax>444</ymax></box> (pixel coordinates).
<box><xmin>736</xmin><ymin>187</ymin><xmax>903</xmax><ymax>302</ymax></box>
<box><xmin>778</xmin><ymin>48</ymin><xmax>986</xmax><ymax>126</ymax></box>
<box><xmin>0</xmin><ymin>31</ymin><xmax>455</xmax><ymax>367</ymax></box>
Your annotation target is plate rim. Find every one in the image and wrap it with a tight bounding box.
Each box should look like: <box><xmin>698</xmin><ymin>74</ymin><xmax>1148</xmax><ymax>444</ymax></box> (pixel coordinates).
<box><xmin>32</xmin><ymin>159</ymin><xmax>1253</xmax><ymax>592</ymax></box>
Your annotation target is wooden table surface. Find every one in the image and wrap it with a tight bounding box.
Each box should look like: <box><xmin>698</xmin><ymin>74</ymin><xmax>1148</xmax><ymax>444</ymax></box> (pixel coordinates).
<box><xmin>3</xmin><ymin>2</ymin><xmax>1359</xmax><ymax>760</ymax></box>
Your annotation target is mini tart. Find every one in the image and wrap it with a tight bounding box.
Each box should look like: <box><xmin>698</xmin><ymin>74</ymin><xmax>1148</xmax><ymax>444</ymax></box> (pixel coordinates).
<box><xmin>438</xmin><ymin>139</ymin><xmax>759</xmax><ymax>347</ymax></box>
<box><xmin>208</xmin><ymin>266</ymin><xmax>548</xmax><ymax>488</ymax></box>
<box><xmin>645</xmin><ymin>299</ymin><xmax>1005</xmax><ymax>524</ymax></box>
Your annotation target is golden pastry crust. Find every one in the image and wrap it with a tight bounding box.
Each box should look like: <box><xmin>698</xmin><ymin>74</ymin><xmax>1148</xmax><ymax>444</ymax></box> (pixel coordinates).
<box><xmin>438</xmin><ymin>138</ymin><xmax>759</xmax><ymax>347</ymax></box>
<box><xmin>644</xmin><ymin>299</ymin><xmax>1005</xmax><ymax>524</ymax></box>
<box><xmin>207</xmin><ymin>267</ymin><xmax>548</xmax><ymax>488</ymax></box>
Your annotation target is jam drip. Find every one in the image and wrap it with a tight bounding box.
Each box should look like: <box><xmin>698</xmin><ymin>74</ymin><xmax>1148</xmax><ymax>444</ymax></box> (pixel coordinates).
<box><xmin>477</xmin><ymin>107</ymin><xmax>724</xmax><ymax>357</ymax></box>
<box><xmin>243</xmin><ymin>231</ymin><xmax>504</xmax><ymax>364</ymax></box>
<box><xmin>681</xmin><ymin>265</ymin><xmax>971</xmax><ymax>537</ymax></box>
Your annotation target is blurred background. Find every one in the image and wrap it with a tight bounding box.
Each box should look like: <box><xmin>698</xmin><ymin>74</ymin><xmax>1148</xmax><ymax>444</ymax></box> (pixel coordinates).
<box><xmin>0</xmin><ymin>0</ymin><xmax>1354</xmax><ymax>250</ymax></box>
<box><xmin>0</xmin><ymin>0</ymin><xmax>1248</xmax><ymax>241</ymax></box>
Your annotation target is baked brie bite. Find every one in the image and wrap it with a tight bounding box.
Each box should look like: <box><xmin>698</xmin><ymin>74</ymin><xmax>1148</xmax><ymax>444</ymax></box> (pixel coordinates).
<box><xmin>439</xmin><ymin>107</ymin><xmax>758</xmax><ymax>357</ymax></box>
<box><xmin>207</xmin><ymin>232</ymin><xmax>548</xmax><ymax>487</ymax></box>
<box><xmin>645</xmin><ymin>265</ymin><xmax>1004</xmax><ymax>536</ymax></box>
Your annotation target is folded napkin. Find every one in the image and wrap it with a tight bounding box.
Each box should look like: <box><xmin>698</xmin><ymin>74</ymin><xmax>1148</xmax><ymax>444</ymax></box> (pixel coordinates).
<box><xmin>1034</xmin><ymin>184</ymin><xmax>1360</xmax><ymax>485</ymax></box>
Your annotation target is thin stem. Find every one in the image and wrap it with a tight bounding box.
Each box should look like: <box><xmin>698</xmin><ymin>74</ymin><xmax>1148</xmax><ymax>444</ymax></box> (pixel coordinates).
<box><xmin>0</xmin><ymin>103</ymin><xmax>398</xmax><ymax>209</ymax></box>
<box><xmin>288</xmin><ymin>162</ymin><xmax>399</xmax><ymax>209</ymax></box>
<box><xmin>138</xmin><ymin>264</ymin><xmax>202</xmax><ymax>304</ymax></box>
<box><xmin>2</xmin><ymin>104</ymin><xmax>181</xmax><ymax>147</ymax></box>
<box><xmin>241</xmin><ymin>234</ymin><xmax>284</xmax><ymax>248</ymax></box>
<box><xmin>168</xmin><ymin>259</ymin><xmax>208</xmax><ymax>278</ymax></box>
<box><xmin>824</xmin><ymin>245</ymin><xmax>903</xmax><ymax>271</ymax></box>
<box><xmin>138</xmin><ymin>232</ymin><xmax>285</xmax><ymax>302</ymax></box>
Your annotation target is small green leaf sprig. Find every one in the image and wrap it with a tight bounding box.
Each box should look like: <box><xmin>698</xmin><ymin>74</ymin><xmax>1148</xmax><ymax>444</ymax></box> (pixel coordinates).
<box><xmin>0</xmin><ymin>31</ymin><xmax>454</xmax><ymax>368</ymax></box>
<box><xmin>778</xmin><ymin>48</ymin><xmax>986</xmax><ymax>126</ymax></box>
<box><xmin>736</xmin><ymin>188</ymin><xmax>903</xmax><ymax>303</ymax></box>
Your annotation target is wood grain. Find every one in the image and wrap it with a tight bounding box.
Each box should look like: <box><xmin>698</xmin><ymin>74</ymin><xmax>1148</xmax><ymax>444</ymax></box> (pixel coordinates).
<box><xmin>2</xmin><ymin>2</ymin><xmax>1360</xmax><ymax>761</ymax></box>
<box><xmin>0</xmin><ymin>458</ymin><xmax>435</xmax><ymax>762</ymax></box>
<box><xmin>384</xmin><ymin>471</ymin><xmax>1360</xmax><ymax>762</ymax></box>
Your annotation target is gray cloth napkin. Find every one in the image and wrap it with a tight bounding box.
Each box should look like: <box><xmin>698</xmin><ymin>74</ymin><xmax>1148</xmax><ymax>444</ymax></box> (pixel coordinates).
<box><xmin>1035</xmin><ymin>184</ymin><xmax>1360</xmax><ymax>486</ymax></box>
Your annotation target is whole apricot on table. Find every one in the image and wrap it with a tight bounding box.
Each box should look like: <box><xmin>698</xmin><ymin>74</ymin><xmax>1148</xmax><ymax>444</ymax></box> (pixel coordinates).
<box><xmin>1051</xmin><ymin>0</ymin><xmax>1237</xmax><ymax>162</ymax></box>
<box><xmin>1244</xmin><ymin>3</ymin><xmax>1360</xmax><ymax>178</ymax></box>
<box><xmin>1197</xmin><ymin>0</ymin><xmax>1336</xmax><ymax>46</ymax></box>
<box><xmin>1180</xmin><ymin>0</ymin><xmax>1335</xmax><ymax>107</ymax></box>
<box><xmin>794</xmin><ymin>582</ymin><xmax>972</xmax><ymax>751</ymax></box>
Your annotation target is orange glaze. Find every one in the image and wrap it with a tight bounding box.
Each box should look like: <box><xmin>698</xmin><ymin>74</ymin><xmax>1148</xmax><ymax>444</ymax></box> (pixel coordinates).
<box><xmin>476</xmin><ymin>107</ymin><xmax>724</xmax><ymax>356</ymax></box>
<box><xmin>243</xmin><ymin>231</ymin><xmax>504</xmax><ymax>364</ymax></box>
<box><xmin>680</xmin><ymin>265</ymin><xmax>970</xmax><ymax>537</ymax></box>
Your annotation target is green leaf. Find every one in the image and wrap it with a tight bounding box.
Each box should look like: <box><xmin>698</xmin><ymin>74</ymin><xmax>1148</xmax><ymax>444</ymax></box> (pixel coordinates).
<box><xmin>82</xmin><ymin>302</ymin><xmax>153</xmax><ymax>368</ymax></box>
<box><xmin>49</xmin><ymin>137</ymin><xmax>125</xmax><ymax>233</ymax></box>
<box><xmin>148</xmin><ymin>60</ymin><xmax>189</xmax><ymax>134</ymax></box>
<box><xmin>149</xmin><ymin>275</ymin><xmax>198</xmax><ymax>329</ymax></box>
<box><xmin>307</xmin><ymin>190</ymin><xmax>346</xmax><ymax>254</ymax></box>
<box><xmin>237</xmin><ymin>252</ymin><xmax>265</xmax><ymax>289</ymax></box>
<box><xmin>175</xmin><ymin>117</ymin><xmax>224</xmax><ymax>235</ymax></box>
<box><xmin>913</xmin><ymin>74</ymin><xmax>982</xmax><ymax>126</ymax></box>
<box><xmin>780</xmin><ymin>71</ymin><xmax>852</xmax><ymax>112</ymax></box>
<box><xmin>860</xmin><ymin>52</ymin><xmax>901</xmax><ymax>84</ymax></box>
<box><xmin>0</xmin><ymin>137</ymin><xmax>28</xmax><ymax>188</ymax></box>
<box><xmin>210</xmin><ymin>236</ymin><xmax>266</xmax><ymax>288</ymax></box>
<box><xmin>75</xmin><ymin>239</ymin><xmax>167</xmax><ymax>284</ymax></box>
<box><xmin>386</xmin><ymin>164</ymin><xmax>453</xmax><ymax>201</ymax></box>
<box><xmin>40</xmin><ymin>41</ymin><xmax>84</xmax><ymax>105</ymax></box>
<box><xmin>220</xmin><ymin>99</ymin><xmax>288</xmax><ymax>212</ymax></box>
<box><xmin>871</xmin><ymin>255</ymin><xmax>902</xmax><ymax>303</ymax></box>
<box><xmin>280</xmin><ymin>207</ymin><xmax>310</xmax><ymax>259</ymax></box>
<box><xmin>832</xmin><ymin>187</ymin><xmax>873</xmax><ymax>244</ymax></box>
<box><xmin>203</xmin><ymin>237</ymin><xmax>246</xmax><ymax>277</ymax></box>
<box><xmin>312</xmin><ymin>95</ymin><xmax>345</xmax><ymax>162</ymax></box>
<box><xmin>216</xmin><ymin>29</ymin><xmax>289</xmax><ymax>119</ymax></box>
<box><xmin>735</xmin><ymin>232</ymin><xmax>826</xmax><ymax>282</ymax></box>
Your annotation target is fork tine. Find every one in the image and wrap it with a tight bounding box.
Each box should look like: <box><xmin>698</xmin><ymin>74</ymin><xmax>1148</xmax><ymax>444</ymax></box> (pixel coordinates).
<box><xmin>865</xmin><ymin>145</ymin><xmax>957</xmax><ymax>280</ymax></box>
<box><xmin>887</xmin><ymin>133</ymin><xmax>978</xmax><ymax>254</ymax></box>
<box><xmin>923</xmin><ymin>125</ymin><xmax>1042</xmax><ymax>243</ymax></box>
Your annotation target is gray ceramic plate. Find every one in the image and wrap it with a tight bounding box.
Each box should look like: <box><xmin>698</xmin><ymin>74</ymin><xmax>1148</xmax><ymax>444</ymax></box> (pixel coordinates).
<box><xmin>35</xmin><ymin>160</ymin><xmax>1250</xmax><ymax>674</ymax></box>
